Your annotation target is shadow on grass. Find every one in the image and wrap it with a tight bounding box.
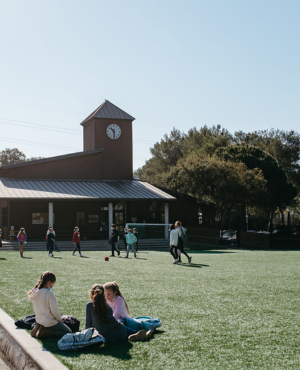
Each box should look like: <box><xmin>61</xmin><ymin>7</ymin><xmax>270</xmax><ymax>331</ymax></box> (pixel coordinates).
<box><xmin>156</xmin><ymin>249</ymin><xmax>236</xmax><ymax>255</ymax></box>
<box><xmin>22</xmin><ymin>256</ymin><xmax>33</xmax><ymax>259</ymax></box>
<box><xmin>40</xmin><ymin>337</ymin><xmax>134</xmax><ymax>360</ymax></box>
<box><xmin>52</xmin><ymin>256</ymin><xmax>62</xmax><ymax>259</ymax></box>
<box><xmin>0</xmin><ymin>257</ymin><xmax>6</xmax><ymax>260</ymax></box>
<box><xmin>39</xmin><ymin>329</ymin><xmax>165</xmax><ymax>361</ymax></box>
<box><xmin>179</xmin><ymin>263</ymin><xmax>209</xmax><ymax>268</ymax></box>
<box><xmin>80</xmin><ymin>256</ymin><xmax>90</xmax><ymax>258</ymax></box>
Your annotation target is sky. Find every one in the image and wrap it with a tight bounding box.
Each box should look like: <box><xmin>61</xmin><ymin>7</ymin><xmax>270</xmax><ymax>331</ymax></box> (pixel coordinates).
<box><xmin>0</xmin><ymin>0</ymin><xmax>299</xmax><ymax>171</ymax></box>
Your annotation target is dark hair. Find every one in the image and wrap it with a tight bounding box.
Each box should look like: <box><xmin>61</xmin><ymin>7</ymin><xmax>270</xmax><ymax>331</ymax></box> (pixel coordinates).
<box><xmin>169</xmin><ymin>224</ymin><xmax>175</xmax><ymax>231</ymax></box>
<box><xmin>175</xmin><ymin>221</ymin><xmax>182</xmax><ymax>227</ymax></box>
<box><xmin>103</xmin><ymin>281</ymin><xmax>130</xmax><ymax>315</ymax></box>
<box><xmin>111</xmin><ymin>224</ymin><xmax>116</xmax><ymax>228</ymax></box>
<box><xmin>89</xmin><ymin>285</ymin><xmax>109</xmax><ymax>325</ymax></box>
<box><xmin>127</xmin><ymin>229</ymin><xmax>132</xmax><ymax>233</ymax></box>
<box><xmin>28</xmin><ymin>271</ymin><xmax>56</xmax><ymax>294</ymax></box>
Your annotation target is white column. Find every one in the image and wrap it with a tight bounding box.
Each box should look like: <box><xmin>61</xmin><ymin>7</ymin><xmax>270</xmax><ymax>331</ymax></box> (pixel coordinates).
<box><xmin>164</xmin><ymin>203</ymin><xmax>169</xmax><ymax>239</ymax></box>
<box><xmin>108</xmin><ymin>202</ymin><xmax>113</xmax><ymax>237</ymax></box>
<box><xmin>48</xmin><ymin>202</ymin><xmax>54</xmax><ymax>227</ymax></box>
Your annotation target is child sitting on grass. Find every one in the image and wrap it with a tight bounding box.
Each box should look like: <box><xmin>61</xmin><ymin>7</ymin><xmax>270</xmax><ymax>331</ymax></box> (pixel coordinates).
<box><xmin>28</xmin><ymin>271</ymin><xmax>72</xmax><ymax>339</ymax></box>
<box><xmin>103</xmin><ymin>281</ymin><xmax>130</xmax><ymax>320</ymax></box>
<box><xmin>104</xmin><ymin>281</ymin><xmax>153</xmax><ymax>342</ymax></box>
<box><xmin>86</xmin><ymin>284</ymin><xmax>151</xmax><ymax>342</ymax></box>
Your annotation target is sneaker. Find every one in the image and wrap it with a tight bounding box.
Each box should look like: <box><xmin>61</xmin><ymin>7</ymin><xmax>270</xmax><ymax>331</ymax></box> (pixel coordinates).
<box><xmin>117</xmin><ymin>250</ymin><xmax>120</xmax><ymax>256</ymax></box>
<box><xmin>173</xmin><ymin>259</ymin><xmax>179</xmax><ymax>264</ymax></box>
<box><xmin>79</xmin><ymin>254</ymin><xmax>83</xmax><ymax>257</ymax></box>
<box><xmin>51</xmin><ymin>253</ymin><xmax>54</xmax><ymax>257</ymax></box>
<box><xmin>128</xmin><ymin>329</ymin><xmax>146</xmax><ymax>342</ymax></box>
<box><xmin>188</xmin><ymin>256</ymin><xmax>192</xmax><ymax>263</ymax></box>
<box><xmin>48</xmin><ymin>253</ymin><xmax>51</xmax><ymax>257</ymax></box>
<box><xmin>72</xmin><ymin>253</ymin><xmax>75</xmax><ymax>256</ymax></box>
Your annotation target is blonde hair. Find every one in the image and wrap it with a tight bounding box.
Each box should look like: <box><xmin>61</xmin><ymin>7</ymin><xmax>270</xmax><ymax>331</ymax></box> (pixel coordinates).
<box><xmin>103</xmin><ymin>281</ymin><xmax>130</xmax><ymax>315</ymax></box>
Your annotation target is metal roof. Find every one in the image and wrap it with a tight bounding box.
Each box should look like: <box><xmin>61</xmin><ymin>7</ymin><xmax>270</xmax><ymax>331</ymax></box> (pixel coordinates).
<box><xmin>0</xmin><ymin>179</ymin><xmax>176</xmax><ymax>201</ymax></box>
<box><xmin>81</xmin><ymin>100</ymin><xmax>135</xmax><ymax>125</ymax></box>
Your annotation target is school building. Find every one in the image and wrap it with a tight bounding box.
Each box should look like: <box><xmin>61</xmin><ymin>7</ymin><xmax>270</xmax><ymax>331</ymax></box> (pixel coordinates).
<box><xmin>0</xmin><ymin>100</ymin><xmax>199</xmax><ymax>240</ymax></box>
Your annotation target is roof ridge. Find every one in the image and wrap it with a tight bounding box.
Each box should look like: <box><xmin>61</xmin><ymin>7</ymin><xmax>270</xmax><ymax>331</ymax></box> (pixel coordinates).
<box><xmin>80</xmin><ymin>100</ymin><xmax>135</xmax><ymax>125</ymax></box>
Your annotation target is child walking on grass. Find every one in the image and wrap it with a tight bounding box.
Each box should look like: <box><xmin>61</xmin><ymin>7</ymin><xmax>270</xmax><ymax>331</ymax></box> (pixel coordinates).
<box><xmin>17</xmin><ymin>227</ymin><xmax>27</xmax><ymax>258</ymax></box>
<box><xmin>28</xmin><ymin>271</ymin><xmax>72</xmax><ymax>339</ymax></box>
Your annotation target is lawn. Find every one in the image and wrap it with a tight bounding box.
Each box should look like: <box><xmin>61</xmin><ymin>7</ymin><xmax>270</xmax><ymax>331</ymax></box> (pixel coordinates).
<box><xmin>1</xmin><ymin>248</ymin><xmax>300</xmax><ymax>369</ymax></box>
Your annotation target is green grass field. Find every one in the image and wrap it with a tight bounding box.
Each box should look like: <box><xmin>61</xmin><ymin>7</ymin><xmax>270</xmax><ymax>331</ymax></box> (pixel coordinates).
<box><xmin>1</xmin><ymin>248</ymin><xmax>300</xmax><ymax>370</ymax></box>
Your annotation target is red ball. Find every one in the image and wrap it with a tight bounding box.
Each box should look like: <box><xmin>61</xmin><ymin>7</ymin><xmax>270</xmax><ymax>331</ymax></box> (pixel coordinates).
<box><xmin>105</xmin><ymin>256</ymin><xmax>109</xmax><ymax>261</ymax></box>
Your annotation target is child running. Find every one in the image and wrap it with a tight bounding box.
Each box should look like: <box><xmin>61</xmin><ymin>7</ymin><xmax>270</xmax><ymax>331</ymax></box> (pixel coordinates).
<box><xmin>28</xmin><ymin>271</ymin><xmax>72</xmax><ymax>338</ymax></box>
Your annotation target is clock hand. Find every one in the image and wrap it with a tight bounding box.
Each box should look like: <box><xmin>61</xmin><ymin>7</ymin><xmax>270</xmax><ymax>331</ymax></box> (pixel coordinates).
<box><xmin>110</xmin><ymin>128</ymin><xmax>115</xmax><ymax>139</ymax></box>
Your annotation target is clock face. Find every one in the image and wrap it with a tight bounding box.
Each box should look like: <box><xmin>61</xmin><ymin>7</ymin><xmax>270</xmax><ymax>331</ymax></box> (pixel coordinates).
<box><xmin>106</xmin><ymin>124</ymin><xmax>121</xmax><ymax>140</ymax></box>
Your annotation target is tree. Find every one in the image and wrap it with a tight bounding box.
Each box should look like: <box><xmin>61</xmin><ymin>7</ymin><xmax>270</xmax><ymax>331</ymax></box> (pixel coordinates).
<box><xmin>165</xmin><ymin>156</ymin><xmax>267</xmax><ymax>226</ymax></box>
<box><xmin>135</xmin><ymin>125</ymin><xmax>232</xmax><ymax>186</ymax></box>
<box><xmin>0</xmin><ymin>148</ymin><xmax>27</xmax><ymax>166</ymax></box>
<box><xmin>216</xmin><ymin>144</ymin><xmax>298</xmax><ymax>229</ymax></box>
<box><xmin>233</xmin><ymin>129</ymin><xmax>300</xmax><ymax>190</ymax></box>
<box><xmin>0</xmin><ymin>148</ymin><xmax>44</xmax><ymax>166</ymax></box>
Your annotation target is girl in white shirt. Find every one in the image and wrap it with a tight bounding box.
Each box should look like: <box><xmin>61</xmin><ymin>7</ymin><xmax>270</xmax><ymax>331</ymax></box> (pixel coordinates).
<box><xmin>169</xmin><ymin>224</ymin><xmax>179</xmax><ymax>264</ymax></box>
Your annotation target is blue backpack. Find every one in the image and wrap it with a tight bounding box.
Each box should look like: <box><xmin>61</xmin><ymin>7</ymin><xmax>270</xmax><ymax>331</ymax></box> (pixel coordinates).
<box><xmin>124</xmin><ymin>316</ymin><xmax>161</xmax><ymax>332</ymax></box>
<box><xmin>58</xmin><ymin>328</ymin><xmax>105</xmax><ymax>351</ymax></box>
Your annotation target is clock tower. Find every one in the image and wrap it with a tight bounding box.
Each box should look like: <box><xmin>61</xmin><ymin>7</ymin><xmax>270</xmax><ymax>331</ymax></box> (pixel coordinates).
<box><xmin>80</xmin><ymin>100</ymin><xmax>135</xmax><ymax>180</ymax></box>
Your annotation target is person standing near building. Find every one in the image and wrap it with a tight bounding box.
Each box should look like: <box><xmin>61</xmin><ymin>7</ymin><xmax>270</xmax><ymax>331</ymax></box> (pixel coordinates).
<box><xmin>109</xmin><ymin>224</ymin><xmax>120</xmax><ymax>257</ymax></box>
<box><xmin>0</xmin><ymin>228</ymin><xmax>2</xmax><ymax>249</ymax></box>
<box><xmin>47</xmin><ymin>228</ymin><xmax>55</xmax><ymax>257</ymax></box>
<box><xmin>72</xmin><ymin>226</ymin><xmax>82</xmax><ymax>257</ymax></box>
<box><xmin>17</xmin><ymin>227</ymin><xmax>27</xmax><ymax>258</ymax></box>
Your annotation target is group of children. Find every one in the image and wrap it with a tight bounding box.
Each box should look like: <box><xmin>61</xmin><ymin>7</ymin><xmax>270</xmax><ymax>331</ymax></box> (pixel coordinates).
<box><xmin>109</xmin><ymin>224</ymin><xmax>139</xmax><ymax>258</ymax></box>
<box><xmin>29</xmin><ymin>271</ymin><xmax>152</xmax><ymax>343</ymax></box>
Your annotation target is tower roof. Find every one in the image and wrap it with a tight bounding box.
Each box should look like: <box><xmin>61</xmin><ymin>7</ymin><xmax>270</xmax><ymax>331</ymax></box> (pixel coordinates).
<box><xmin>80</xmin><ymin>100</ymin><xmax>135</xmax><ymax>125</ymax></box>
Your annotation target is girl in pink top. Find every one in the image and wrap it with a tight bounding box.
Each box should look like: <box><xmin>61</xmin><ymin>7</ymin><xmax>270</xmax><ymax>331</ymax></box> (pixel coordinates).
<box><xmin>103</xmin><ymin>281</ymin><xmax>130</xmax><ymax>320</ymax></box>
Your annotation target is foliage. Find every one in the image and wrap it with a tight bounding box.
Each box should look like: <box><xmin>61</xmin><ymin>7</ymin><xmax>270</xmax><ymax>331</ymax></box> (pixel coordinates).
<box><xmin>0</xmin><ymin>148</ymin><xmax>27</xmax><ymax>166</ymax></box>
<box><xmin>216</xmin><ymin>144</ymin><xmax>298</xmax><ymax>211</ymax></box>
<box><xmin>135</xmin><ymin>125</ymin><xmax>232</xmax><ymax>187</ymax></box>
<box><xmin>233</xmin><ymin>129</ymin><xmax>300</xmax><ymax>189</ymax></box>
<box><xmin>0</xmin><ymin>148</ymin><xmax>43</xmax><ymax>166</ymax></box>
<box><xmin>165</xmin><ymin>156</ymin><xmax>266</xmax><ymax>220</ymax></box>
<box><xmin>1</xmin><ymin>249</ymin><xmax>300</xmax><ymax>369</ymax></box>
